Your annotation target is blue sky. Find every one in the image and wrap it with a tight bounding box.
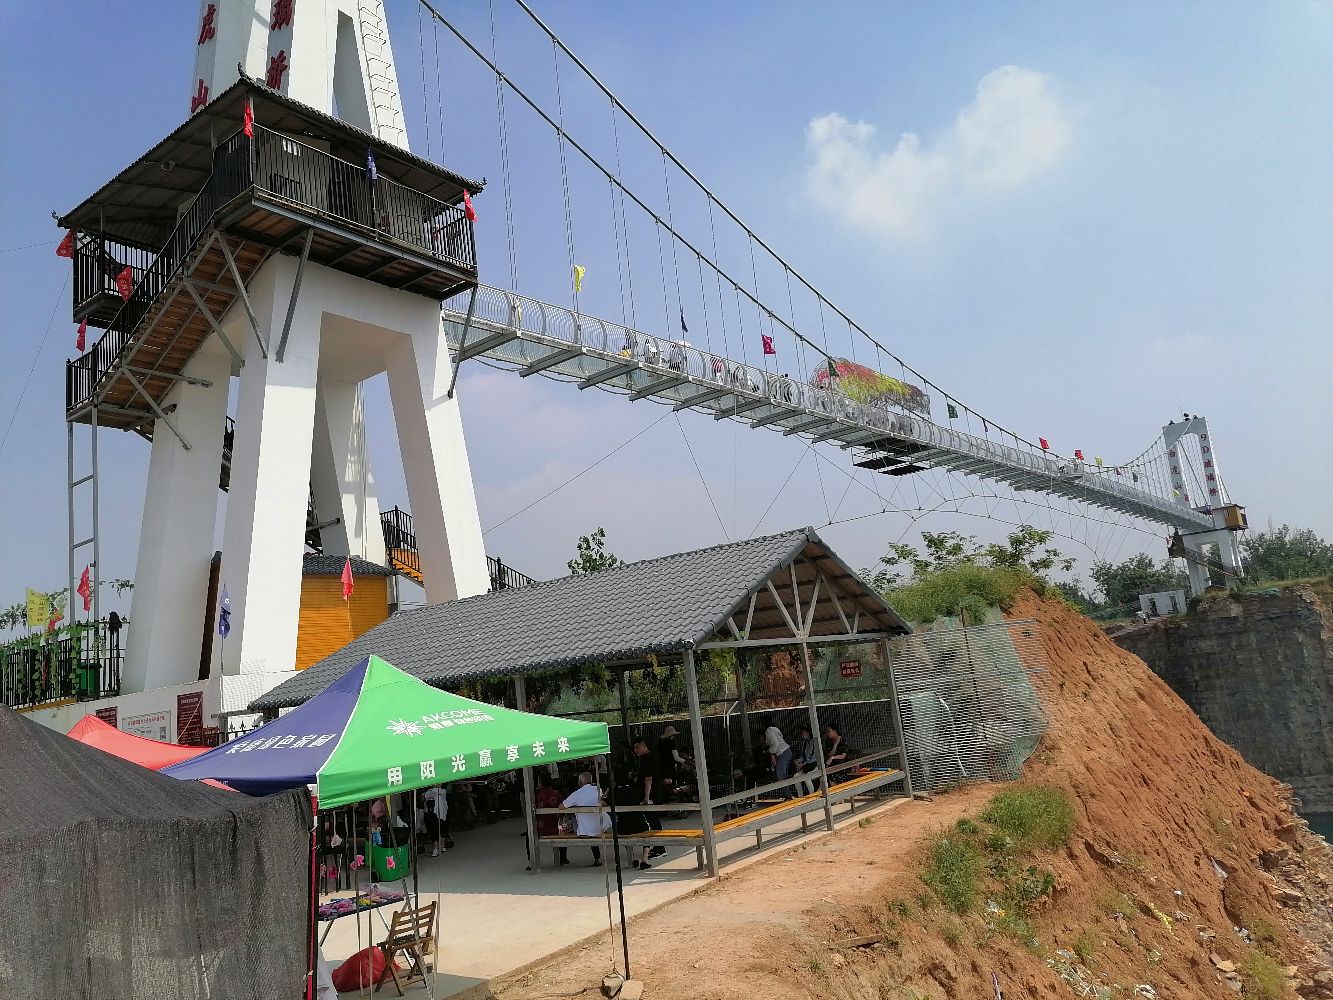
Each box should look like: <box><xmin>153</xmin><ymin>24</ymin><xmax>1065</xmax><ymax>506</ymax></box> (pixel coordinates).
<box><xmin>1</xmin><ymin>1</ymin><xmax>1330</xmax><ymax>618</ymax></box>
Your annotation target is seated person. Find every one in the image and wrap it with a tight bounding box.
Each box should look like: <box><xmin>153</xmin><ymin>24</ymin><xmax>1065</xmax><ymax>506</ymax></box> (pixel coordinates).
<box><xmin>531</xmin><ymin>773</ymin><xmax>568</xmax><ymax>868</ymax></box>
<box><xmin>561</xmin><ymin>771</ymin><xmax>611</xmax><ymax>866</ymax></box>
<box><xmin>794</xmin><ymin>723</ymin><xmax>820</xmax><ymax>795</ymax></box>
<box><xmin>824</xmin><ymin>720</ymin><xmax>854</xmax><ymax>770</ymax></box>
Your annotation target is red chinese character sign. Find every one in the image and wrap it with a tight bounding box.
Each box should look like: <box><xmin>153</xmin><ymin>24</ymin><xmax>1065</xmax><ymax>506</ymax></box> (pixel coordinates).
<box><xmin>266</xmin><ymin>50</ymin><xmax>289</xmax><ymax>89</ymax></box>
<box><xmin>190</xmin><ymin>79</ymin><xmax>210</xmax><ymax>114</ymax></box>
<box><xmin>839</xmin><ymin>660</ymin><xmax>863</xmax><ymax>679</ymax></box>
<box><xmin>272</xmin><ymin>0</ymin><xmax>294</xmax><ymax>32</ymax></box>
<box><xmin>198</xmin><ymin>3</ymin><xmax>217</xmax><ymax>45</ymax></box>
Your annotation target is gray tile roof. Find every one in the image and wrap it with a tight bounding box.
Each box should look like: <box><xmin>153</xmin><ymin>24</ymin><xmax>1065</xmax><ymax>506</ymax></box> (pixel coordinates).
<box><xmin>254</xmin><ymin>527</ymin><xmax>907</xmax><ymax>710</ymax></box>
<box><xmin>302</xmin><ymin>554</ymin><xmax>393</xmax><ymax>577</ymax></box>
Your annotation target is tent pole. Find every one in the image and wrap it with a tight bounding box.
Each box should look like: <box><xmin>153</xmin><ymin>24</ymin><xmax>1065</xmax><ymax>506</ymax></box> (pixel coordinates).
<box><xmin>515</xmin><ymin>675</ymin><xmax>541</xmax><ymax>871</ymax></box>
<box><xmin>799</xmin><ymin>640</ymin><xmax>835</xmax><ymax>832</ymax></box>
<box><xmin>737</xmin><ymin>652</ymin><xmax>753</xmax><ymax>759</ymax></box>
<box><xmin>683</xmin><ymin>649</ymin><xmax>719</xmax><ymax>877</ymax></box>
<box><xmin>306</xmin><ymin>811</ymin><xmax>317</xmax><ymax>1000</ymax></box>
<box><xmin>604</xmin><ymin>754</ymin><xmax>631</xmax><ymax>979</ymax></box>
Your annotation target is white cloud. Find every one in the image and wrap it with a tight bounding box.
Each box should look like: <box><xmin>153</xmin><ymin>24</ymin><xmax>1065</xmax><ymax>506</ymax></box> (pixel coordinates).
<box><xmin>806</xmin><ymin>66</ymin><xmax>1071</xmax><ymax>237</ymax></box>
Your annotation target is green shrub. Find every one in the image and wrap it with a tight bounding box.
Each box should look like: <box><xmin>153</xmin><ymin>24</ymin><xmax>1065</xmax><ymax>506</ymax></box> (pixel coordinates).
<box><xmin>886</xmin><ymin>564</ymin><xmax>1033</xmax><ymax>624</ymax></box>
<box><xmin>1004</xmin><ymin>866</ymin><xmax>1057</xmax><ymax>914</ymax></box>
<box><xmin>954</xmin><ymin>818</ymin><xmax>980</xmax><ymax>835</ymax></box>
<box><xmin>981</xmin><ymin>786</ymin><xmax>1076</xmax><ymax>850</ymax></box>
<box><xmin>921</xmin><ymin>835</ymin><xmax>985</xmax><ymax>914</ymax></box>
<box><xmin>1244</xmin><ymin>950</ymin><xmax>1289</xmax><ymax>1000</ymax></box>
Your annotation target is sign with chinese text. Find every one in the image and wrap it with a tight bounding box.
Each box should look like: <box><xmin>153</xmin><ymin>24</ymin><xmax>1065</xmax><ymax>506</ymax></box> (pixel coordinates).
<box><xmin>839</xmin><ymin>660</ymin><xmax>863</xmax><ymax>679</ymax></box>
<box><xmin>124</xmin><ymin>710</ymin><xmax>171</xmax><ymax>743</ymax></box>
<box><xmin>177</xmin><ymin>691</ymin><xmax>205</xmax><ymax>746</ymax></box>
<box><xmin>95</xmin><ymin>706</ymin><xmax>119</xmax><ymax>728</ymax></box>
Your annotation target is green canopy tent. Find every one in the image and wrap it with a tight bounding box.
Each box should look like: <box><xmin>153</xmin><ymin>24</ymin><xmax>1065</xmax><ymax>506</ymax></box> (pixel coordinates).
<box><xmin>167</xmin><ymin>655</ymin><xmax>624</xmax><ymax>988</ymax></box>
<box><xmin>166</xmin><ymin>654</ymin><xmax>611</xmax><ymax>805</ymax></box>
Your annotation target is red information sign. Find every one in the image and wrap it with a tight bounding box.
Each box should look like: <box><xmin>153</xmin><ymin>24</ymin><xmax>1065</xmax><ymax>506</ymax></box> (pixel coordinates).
<box><xmin>177</xmin><ymin>691</ymin><xmax>204</xmax><ymax>746</ymax></box>
<box><xmin>839</xmin><ymin>660</ymin><xmax>862</xmax><ymax>679</ymax></box>
<box><xmin>95</xmin><ymin>706</ymin><xmax>118</xmax><ymax>728</ymax></box>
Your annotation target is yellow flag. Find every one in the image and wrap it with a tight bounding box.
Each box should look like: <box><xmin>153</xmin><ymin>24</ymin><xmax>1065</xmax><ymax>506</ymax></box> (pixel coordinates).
<box><xmin>25</xmin><ymin>589</ymin><xmax>49</xmax><ymax>629</ymax></box>
<box><xmin>1095</xmin><ymin>456</ymin><xmax>1103</xmax><ymax>467</ymax></box>
<box><xmin>573</xmin><ymin>264</ymin><xmax>586</xmax><ymax>292</ymax></box>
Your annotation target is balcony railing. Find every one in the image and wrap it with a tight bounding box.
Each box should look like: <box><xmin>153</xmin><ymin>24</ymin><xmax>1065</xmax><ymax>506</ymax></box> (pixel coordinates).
<box><xmin>251</xmin><ymin>126</ymin><xmax>475</xmax><ymax>271</ymax></box>
<box><xmin>379</xmin><ymin>506</ymin><xmax>538</xmax><ymax>592</ymax></box>
<box><xmin>67</xmin><ymin>124</ymin><xmax>476</xmax><ymax>414</ymax></box>
<box><xmin>0</xmin><ymin>618</ymin><xmax>125</xmax><ymax>712</ymax></box>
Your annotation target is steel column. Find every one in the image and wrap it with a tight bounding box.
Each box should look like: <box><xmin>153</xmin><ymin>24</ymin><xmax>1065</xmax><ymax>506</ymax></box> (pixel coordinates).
<box><xmin>798</xmin><ymin>640</ymin><xmax>835</xmax><ymax>832</ymax></box>
<box><xmin>879</xmin><ymin>636</ymin><xmax>914</xmax><ymax>799</ymax></box>
<box><xmin>683</xmin><ymin>649</ymin><xmax>719</xmax><ymax>877</ymax></box>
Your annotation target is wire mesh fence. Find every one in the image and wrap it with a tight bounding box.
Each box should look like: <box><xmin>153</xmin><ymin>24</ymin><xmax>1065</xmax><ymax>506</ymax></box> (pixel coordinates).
<box><xmin>889</xmin><ymin>619</ymin><xmax>1049</xmax><ymax>792</ymax></box>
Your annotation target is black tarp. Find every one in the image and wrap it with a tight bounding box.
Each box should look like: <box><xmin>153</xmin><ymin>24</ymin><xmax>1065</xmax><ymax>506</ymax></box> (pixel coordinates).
<box><xmin>0</xmin><ymin>706</ymin><xmax>311</xmax><ymax>1000</ymax></box>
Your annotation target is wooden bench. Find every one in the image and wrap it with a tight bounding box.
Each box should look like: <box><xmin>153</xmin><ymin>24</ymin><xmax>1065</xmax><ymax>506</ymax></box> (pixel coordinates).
<box><xmin>535</xmin><ymin>768</ymin><xmax>906</xmax><ymax>869</ymax></box>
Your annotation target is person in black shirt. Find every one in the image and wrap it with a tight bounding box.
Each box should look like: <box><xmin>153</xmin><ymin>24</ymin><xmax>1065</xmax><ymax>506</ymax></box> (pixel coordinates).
<box><xmin>631</xmin><ymin>737</ymin><xmax>667</xmax><ymax>859</ymax></box>
<box><xmin>611</xmin><ymin>780</ymin><xmax>653</xmax><ymax>869</ymax></box>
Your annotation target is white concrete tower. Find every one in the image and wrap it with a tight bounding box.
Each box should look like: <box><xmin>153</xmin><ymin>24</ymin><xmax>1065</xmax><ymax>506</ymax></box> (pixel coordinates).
<box><xmin>1163</xmin><ymin>415</ymin><xmax>1246</xmax><ymax>595</ymax></box>
<box><xmin>125</xmin><ymin>0</ymin><xmax>487</xmax><ymax>692</ymax></box>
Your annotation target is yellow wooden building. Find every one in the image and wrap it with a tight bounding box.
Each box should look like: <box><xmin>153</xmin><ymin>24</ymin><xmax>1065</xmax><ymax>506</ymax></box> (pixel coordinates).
<box><xmin>295</xmin><ymin>555</ymin><xmax>392</xmax><ymax>671</ymax></box>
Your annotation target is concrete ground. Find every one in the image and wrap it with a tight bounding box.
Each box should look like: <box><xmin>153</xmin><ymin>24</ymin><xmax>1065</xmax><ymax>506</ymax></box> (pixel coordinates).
<box><xmin>318</xmin><ymin>793</ymin><xmax>902</xmax><ymax>997</ymax></box>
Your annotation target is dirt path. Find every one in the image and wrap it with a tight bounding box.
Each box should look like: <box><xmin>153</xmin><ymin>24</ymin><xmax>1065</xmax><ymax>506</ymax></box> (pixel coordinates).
<box><xmin>487</xmin><ymin>786</ymin><xmax>991</xmax><ymax>1000</ymax></box>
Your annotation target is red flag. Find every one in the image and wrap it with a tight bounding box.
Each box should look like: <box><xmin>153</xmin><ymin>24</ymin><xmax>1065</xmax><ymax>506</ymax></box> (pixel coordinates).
<box><xmin>56</xmin><ymin>231</ymin><xmax>76</xmax><ymax>258</ymax></box>
<box><xmin>462</xmin><ymin>190</ymin><xmax>477</xmax><ymax>222</ymax></box>
<box><xmin>76</xmin><ymin>319</ymin><xmax>87</xmax><ymax>353</ymax></box>
<box><xmin>76</xmin><ymin>566</ymin><xmax>92</xmax><ymax>612</ymax></box>
<box><xmin>243</xmin><ymin>98</ymin><xmax>254</xmax><ymax>138</ymax></box>
<box><xmin>1039</xmin><ymin>437</ymin><xmax>1049</xmax><ymax>451</ymax></box>
<box><xmin>761</xmin><ymin>334</ymin><xmax>776</xmax><ymax>356</ymax></box>
<box><xmin>115</xmin><ymin>266</ymin><xmax>134</xmax><ymax>301</ymax></box>
<box><xmin>341</xmin><ymin>557</ymin><xmax>354</xmax><ymax>600</ymax></box>
<box><xmin>1073</xmin><ymin>449</ymin><xmax>1084</xmax><ymax>461</ymax></box>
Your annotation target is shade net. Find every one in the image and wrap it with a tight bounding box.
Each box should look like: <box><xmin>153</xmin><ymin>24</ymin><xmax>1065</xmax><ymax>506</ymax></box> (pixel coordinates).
<box><xmin>0</xmin><ymin>707</ymin><xmax>311</xmax><ymax>1000</ymax></box>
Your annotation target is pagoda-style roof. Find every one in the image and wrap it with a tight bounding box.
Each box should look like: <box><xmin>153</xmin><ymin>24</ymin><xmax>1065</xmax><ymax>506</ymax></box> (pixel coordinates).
<box><xmin>57</xmin><ymin>76</ymin><xmax>484</xmax><ymax>251</ymax></box>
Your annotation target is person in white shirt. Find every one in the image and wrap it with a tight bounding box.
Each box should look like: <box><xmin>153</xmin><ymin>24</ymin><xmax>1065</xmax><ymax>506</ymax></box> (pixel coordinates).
<box><xmin>561</xmin><ymin>772</ymin><xmax>610</xmax><ymax>866</ymax></box>
<box><xmin>762</xmin><ymin>718</ymin><xmax>794</xmax><ymax>798</ymax></box>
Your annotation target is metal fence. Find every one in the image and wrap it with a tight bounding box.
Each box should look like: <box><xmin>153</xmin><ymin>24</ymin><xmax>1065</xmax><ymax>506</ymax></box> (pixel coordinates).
<box><xmin>0</xmin><ymin>618</ymin><xmax>125</xmax><ymax>712</ymax></box>
<box><xmin>889</xmin><ymin>619</ymin><xmax>1049</xmax><ymax>791</ymax></box>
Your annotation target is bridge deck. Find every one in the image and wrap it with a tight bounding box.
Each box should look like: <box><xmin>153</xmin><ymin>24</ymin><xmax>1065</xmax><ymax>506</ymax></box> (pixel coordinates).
<box><xmin>444</xmin><ymin>285</ymin><xmax>1212</xmax><ymax>532</ymax></box>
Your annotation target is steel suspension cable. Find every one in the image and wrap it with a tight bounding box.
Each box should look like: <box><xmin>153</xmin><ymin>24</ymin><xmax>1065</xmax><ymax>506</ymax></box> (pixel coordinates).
<box><xmin>551</xmin><ymin>38</ymin><xmax>580</xmax><ymax>311</ymax></box>
<box><xmin>486</xmin><ymin>0</ymin><xmax>519</xmax><ymax>291</ymax></box>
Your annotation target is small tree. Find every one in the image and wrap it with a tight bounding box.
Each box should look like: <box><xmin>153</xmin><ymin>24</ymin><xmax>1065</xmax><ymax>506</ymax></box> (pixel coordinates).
<box><xmin>1241</xmin><ymin>524</ymin><xmax>1333</xmax><ymax>583</ymax></box>
<box><xmin>1089</xmin><ymin>554</ymin><xmax>1188</xmax><ymax>607</ymax></box>
<box><xmin>567</xmin><ymin>527</ymin><xmax>622</xmax><ymax>575</ymax></box>
<box><xmin>981</xmin><ymin>525</ymin><xmax>1075</xmax><ymax>576</ymax></box>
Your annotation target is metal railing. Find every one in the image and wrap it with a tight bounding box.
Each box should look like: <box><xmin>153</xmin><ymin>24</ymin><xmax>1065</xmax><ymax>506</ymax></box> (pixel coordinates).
<box><xmin>0</xmin><ymin>618</ymin><xmax>125</xmax><ymax>712</ymax></box>
<box><xmin>251</xmin><ymin>126</ymin><xmax>475</xmax><ymax>271</ymax></box>
<box><xmin>72</xmin><ymin>235</ymin><xmax>156</xmax><ymax>317</ymax></box>
<box><xmin>444</xmin><ymin>284</ymin><xmax>1215</xmax><ymax>531</ymax></box>
<box><xmin>379</xmin><ymin>506</ymin><xmax>537</xmax><ymax>591</ymax></box>
<box><xmin>67</xmin><ymin>124</ymin><xmax>477</xmax><ymax>414</ymax></box>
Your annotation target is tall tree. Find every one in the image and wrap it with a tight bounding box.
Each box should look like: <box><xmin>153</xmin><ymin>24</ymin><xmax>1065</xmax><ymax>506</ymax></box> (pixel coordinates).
<box><xmin>1241</xmin><ymin>524</ymin><xmax>1333</xmax><ymax>583</ymax></box>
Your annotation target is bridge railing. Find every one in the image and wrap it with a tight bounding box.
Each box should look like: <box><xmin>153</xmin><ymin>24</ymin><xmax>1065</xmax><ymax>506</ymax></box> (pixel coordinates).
<box><xmin>447</xmin><ymin>285</ymin><xmax>1212</xmax><ymax>529</ymax></box>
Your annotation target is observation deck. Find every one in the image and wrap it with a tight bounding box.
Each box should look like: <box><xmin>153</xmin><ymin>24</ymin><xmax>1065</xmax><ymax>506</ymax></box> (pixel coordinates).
<box><xmin>58</xmin><ymin>79</ymin><xmax>480</xmax><ymax>431</ymax></box>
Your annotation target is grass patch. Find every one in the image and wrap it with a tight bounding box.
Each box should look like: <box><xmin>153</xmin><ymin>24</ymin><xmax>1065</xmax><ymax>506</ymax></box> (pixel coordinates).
<box><xmin>1244</xmin><ymin>950</ymin><xmax>1290</xmax><ymax>1000</ymax></box>
<box><xmin>886</xmin><ymin>564</ymin><xmax>1034</xmax><ymax>624</ymax></box>
<box><xmin>1073</xmin><ymin>930</ymin><xmax>1098</xmax><ymax>963</ymax></box>
<box><xmin>1248</xmin><ymin>915</ymin><xmax>1282</xmax><ymax>947</ymax></box>
<box><xmin>921</xmin><ymin>834</ymin><xmax>985</xmax><ymax>915</ymax></box>
<box><xmin>981</xmin><ymin>786</ymin><xmax>1076</xmax><ymax>850</ymax></box>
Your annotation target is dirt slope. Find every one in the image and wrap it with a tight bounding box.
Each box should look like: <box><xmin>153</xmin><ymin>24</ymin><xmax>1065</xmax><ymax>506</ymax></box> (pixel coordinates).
<box><xmin>489</xmin><ymin>592</ymin><xmax>1333</xmax><ymax>1000</ymax></box>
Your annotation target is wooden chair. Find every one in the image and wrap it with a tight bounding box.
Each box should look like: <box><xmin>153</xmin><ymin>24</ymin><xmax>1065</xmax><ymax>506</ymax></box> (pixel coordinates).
<box><xmin>374</xmin><ymin>901</ymin><xmax>437</xmax><ymax>994</ymax></box>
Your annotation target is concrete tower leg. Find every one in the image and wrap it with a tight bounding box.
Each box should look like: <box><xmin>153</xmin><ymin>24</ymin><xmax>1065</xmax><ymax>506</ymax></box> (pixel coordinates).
<box><xmin>123</xmin><ymin>346</ymin><xmax>232</xmax><ymax>691</ymax></box>
<box><xmin>1183</xmin><ymin>541</ymin><xmax>1213</xmax><ymax>596</ymax></box>
<box><xmin>311</xmin><ymin>376</ymin><xmax>386</xmax><ymax>564</ymax></box>
<box><xmin>385</xmin><ymin>313</ymin><xmax>488</xmax><ymax>602</ymax></box>
<box><xmin>218</xmin><ymin>257</ymin><xmax>323</xmax><ymax>676</ymax></box>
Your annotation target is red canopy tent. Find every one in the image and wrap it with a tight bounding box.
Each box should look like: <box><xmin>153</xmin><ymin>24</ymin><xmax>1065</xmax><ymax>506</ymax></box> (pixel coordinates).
<box><xmin>66</xmin><ymin>715</ymin><xmax>210</xmax><ymax>770</ymax></box>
